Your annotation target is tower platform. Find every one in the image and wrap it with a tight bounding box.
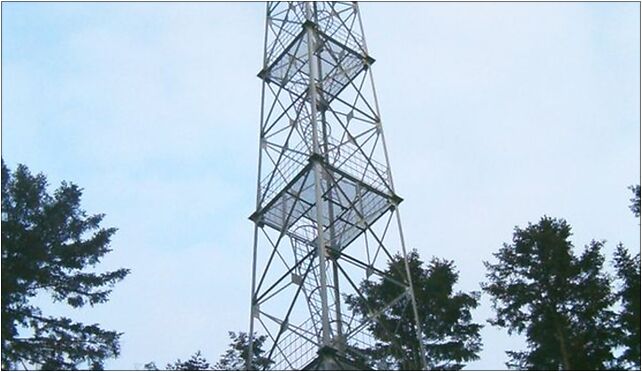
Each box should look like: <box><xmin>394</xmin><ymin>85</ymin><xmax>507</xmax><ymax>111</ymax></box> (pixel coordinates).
<box><xmin>250</xmin><ymin>148</ymin><xmax>401</xmax><ymax>252</ymax></box>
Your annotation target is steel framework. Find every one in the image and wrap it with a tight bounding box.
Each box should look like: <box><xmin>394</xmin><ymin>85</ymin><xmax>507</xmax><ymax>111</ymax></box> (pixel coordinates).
<box><xmin>248</xmin><ymin>2</ymin><xmax>426</xmax><ymax>370</ymax></box>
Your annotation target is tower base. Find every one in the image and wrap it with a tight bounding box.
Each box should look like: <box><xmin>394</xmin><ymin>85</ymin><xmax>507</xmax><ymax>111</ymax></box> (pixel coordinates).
<box><xmin>301</xmin><ymin>346</ymin><xmax>369</xmax><ymax>371</ymax></box>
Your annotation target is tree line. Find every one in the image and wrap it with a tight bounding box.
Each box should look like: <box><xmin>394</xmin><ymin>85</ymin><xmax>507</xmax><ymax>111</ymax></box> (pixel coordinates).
<box><xmin>2</xmin><ymin>160</ymin><xmax>639</xmax><ymax>370</ymax></box>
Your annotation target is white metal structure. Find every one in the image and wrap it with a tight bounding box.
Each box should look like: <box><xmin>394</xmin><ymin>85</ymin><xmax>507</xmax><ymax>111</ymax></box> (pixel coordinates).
<box><xmin>248</xmin><ymin>2</ymin><xmax>426</xmax><ymax>369</ymax></box>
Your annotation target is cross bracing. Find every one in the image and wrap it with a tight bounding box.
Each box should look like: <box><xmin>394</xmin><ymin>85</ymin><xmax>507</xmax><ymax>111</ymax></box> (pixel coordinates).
<box><xmin>248</xmin><ymin>2</ymin><xmax>427</xmax><ymax>370</ymax></box>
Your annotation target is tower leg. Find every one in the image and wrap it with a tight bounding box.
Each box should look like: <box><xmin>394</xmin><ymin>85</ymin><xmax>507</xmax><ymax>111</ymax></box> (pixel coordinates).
<box><xmin>305</xmin><ymin>2</ymin><xmax>332</xmax><ymax>346</ymax></box>
<box><xmin>247</xmin><ymin>225</ymin><xmax>260</xmax><ymax>370</ymax></box>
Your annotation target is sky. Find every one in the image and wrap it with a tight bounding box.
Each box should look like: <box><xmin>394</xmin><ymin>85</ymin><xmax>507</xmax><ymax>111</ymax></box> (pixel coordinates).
<box><xmin>2</xmin><ymin>2</ymin><xmax>640</xmax><ymax>370</ymax></box>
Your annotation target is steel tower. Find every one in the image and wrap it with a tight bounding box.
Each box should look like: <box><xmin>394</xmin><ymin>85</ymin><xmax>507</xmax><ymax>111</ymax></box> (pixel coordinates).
<box><xmin>248</xmin><ymin>2</ymin><xmax>426</xmax><ymax>369</ymax></box>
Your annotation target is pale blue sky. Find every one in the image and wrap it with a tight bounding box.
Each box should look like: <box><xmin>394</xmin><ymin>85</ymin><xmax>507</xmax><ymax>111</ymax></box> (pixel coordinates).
<box><xmin>2</xmin><ymin>2</ymin><xmax>639</xmax><ymax>370</ymax></box>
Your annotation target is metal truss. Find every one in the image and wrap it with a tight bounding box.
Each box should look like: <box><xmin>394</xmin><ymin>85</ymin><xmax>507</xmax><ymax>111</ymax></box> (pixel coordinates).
<box><xmin>248</xmin><ymin>2</ymin><xmax>427</xmax><ymax>370</ymax></box>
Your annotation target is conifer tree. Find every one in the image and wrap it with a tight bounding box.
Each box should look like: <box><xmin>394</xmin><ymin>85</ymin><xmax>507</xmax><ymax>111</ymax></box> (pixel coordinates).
<box><xmin>611</xmin><ymin>184</ymin><xmax>641</xmax><ymax>369</ymax></box>
<box><xmin>613</xmin><ymin>244</ymin><xmax>640</xmax><ymax>369</ymax></box>
<box><xmin>347</xmin><ymin>251</ymin><xmax>482</xmax><ymax>370</ymax></box>
<box><xmin>215</xmin><ymin>332</ymin><xmax>273</xmax><ymax>371</ymax></box>
<box><xmin>1</xmin><ymin>160</ymin><xmax>129</xmax><ymax>369</ymax></box>
<box><xmin>483</xmin><ymin>217</ymin><xmax>618</xmax><ymax>370</ymax></box>
<box><xmin>166</xmin><ymin>351</ymin><xmax>211</xmax><ymax>370</ymax></box>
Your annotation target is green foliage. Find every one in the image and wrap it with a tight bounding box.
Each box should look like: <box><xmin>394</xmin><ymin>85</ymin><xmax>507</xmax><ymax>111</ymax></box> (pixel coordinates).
<box><xmin>482</xmin><ymin>216</ymin><xmax>618</xmax><ymax>370</ymax></box>
<box><xmin>613</xmin><ymin>184</ymin><xmax>642</xmax><ymax>369</ymax></box>
<box><xmin>1</xmin><ymin>160</ymin><xmax>129</xmax><ymax>370</ymax></box>
<box><xmin>215</xmin><ymin>331</ymin><xmax>274</xmax><ymax>370</ymax></box>
<box><xmin>144</xmin><ymin>332</ymin><xmax>273</xmax><ymax>371</ymax></box>
<box><xmin>347</xmin><ymin>250</ymin><xmax>482</xmax><ymax>370</ymax></box>
<box><xmin>166</xmin><ymin>351</ymin><xmax>211</xmax><ymax>370</ymax></box>
<box><xmin>628</xmin><ymin>185</ymin><xmax>640</xmax><ymax>218</ymax></box>
<box><xmin>613</xmin><ymin>243</ymin><xmax>641</xmax><ymax>369</ymax></box>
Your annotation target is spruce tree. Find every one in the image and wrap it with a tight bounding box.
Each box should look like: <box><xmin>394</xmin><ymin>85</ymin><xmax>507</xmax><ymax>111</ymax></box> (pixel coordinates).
<box><xmin>166</xmin><ymin>351</ymin><xmax>211</xmax><ymax>370</ymax></box>
<box><xmin>611</xmin><ymin>185</ymin><xmax>641</xmax><ymax>369</ymax></box>
<box><xmin>483</xmin><ymin>217</ymin><xmax>618</xmax><ymax>370</ymax></box>
<box><xmin>1</xmin><ymin>160</ymin><xmax>129</xmax><ymax>369</ymax></box>
<box><xmin>215</xmin><ymin>332</ymin><xmax>273</xmax><ymax>371</ymax></box>
<box><xmin>613</xmin><ymin>244</ymin><xmax>640</xmax><ymax>369</ymax></box>
<box><xmin>347</xmin><ymin>251</ymin><xmax>482</xmax><ymax>370</ymax></box>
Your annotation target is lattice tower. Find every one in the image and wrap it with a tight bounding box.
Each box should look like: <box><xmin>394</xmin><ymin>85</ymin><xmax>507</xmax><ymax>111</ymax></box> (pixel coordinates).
<box><xmin>248</xmin><ymin>2</ymin><xmax>427</xmax><ymax>370</ymax></box>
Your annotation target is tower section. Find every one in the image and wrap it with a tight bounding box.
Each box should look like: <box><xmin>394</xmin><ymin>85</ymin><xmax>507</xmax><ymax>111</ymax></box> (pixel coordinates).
<box><xmin>248</xmin><ymin>2</ymin><xmax>426</xmax><ymax>369</ymax></box>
